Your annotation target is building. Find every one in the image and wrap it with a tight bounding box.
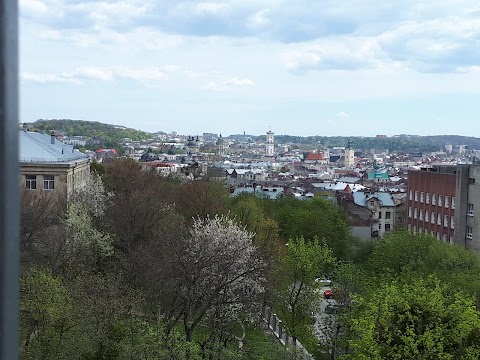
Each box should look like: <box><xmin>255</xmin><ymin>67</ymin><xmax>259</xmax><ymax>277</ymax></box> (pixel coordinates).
<box><xmin>19</xmin><ymin>129</ymin><xmax>90</xmax><ymax>195</ymax></box>
<box><xmin>454</xmin><ymin>164</ymin><xmax>480</xmax><ymax>254</ymax></box>
<box><xmin>406</xmin><ymin>166</ymin><xmax>456</xmax><ymax>243</ymax></box>
<box><xmin>344</xmin><ymin>139</ymin><xmax>355</xmax><ymax>167</ymax></box>
<box><xmin>353</xmin><ymin>191</ymin><xmax>397</xmax><ymax>237</ymax></box>
<box><xmin>216</xmin><ymin>134</ymin><xmax>226</xmax><ymax>157</ymax></box>
<box><xmin>265</xmin><ymin>129</ymin><xmax>274</xmax><ymax>156</ymax></box>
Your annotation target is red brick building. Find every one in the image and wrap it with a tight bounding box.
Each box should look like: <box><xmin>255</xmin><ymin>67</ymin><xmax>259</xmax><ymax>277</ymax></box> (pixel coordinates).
<box><xmin>406</xmin><ymin>167</ymin><xmax>456</xmax><ymax>242</ymax></box>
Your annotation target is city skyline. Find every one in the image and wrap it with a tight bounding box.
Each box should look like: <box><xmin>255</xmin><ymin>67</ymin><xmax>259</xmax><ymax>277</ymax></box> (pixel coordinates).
<box><xmin>20</xmin><ymin>0</ymin><xmax>480</xmax><ymax>137</ymax></box>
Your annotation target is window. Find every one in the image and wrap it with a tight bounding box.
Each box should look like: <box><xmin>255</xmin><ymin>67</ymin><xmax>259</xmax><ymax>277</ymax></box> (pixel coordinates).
<box><xmin>449</xmin><ymin>236</ymin><xmax>454</xmax><ymax>243</ymax></box>
<box><xmin>451</xmin><ymin>216</ymin><xmax>454</xmax><ymax>229</ymax></box>
<box><xmin>437</xmin><ymin>213</ymin><xmax>442</xmax><ymax>225</ymax></box>
<box><xmin>468</xmin><ymin>203</ymin><xmax>474</xmax><ymax>216</ymax></box>
<box><xmin>452</xmin><ymin>197</ymin><xmax>455</xmax><ymax>209</ymax></box>
<box><xmin>25</xmin><ymin>175</ymin><xmax>36</xmax><ymax>190</ymax></box>
<box><xmin>407</xmin><ymin>224</ymin><xmax>412</xmax><ymax>231</ymax></box>
<box><xmin>415</xmin><ymin>191</ymin><xmax>418</xmax><ymax>201</ymax></box>
<box><xmin>385</xmin><ymin>223</ymin><xmax>391</xmax><ymax>232</ymax></box>
<box><xmin>469</xmin><ymin>178</ymin><xmax>475</xmax><ymax>185</ymax></box>
<box><xmin>378</xmin><ymin>212</ymin><xmax>382</xmax><ymax>219</ymax></box>
<box><xmin>420</xmin><ymin>192</ymin><xmax>424</xmax><ymax>203</ymax></box>
<box><xmin>426</xmin><ymin>193</ymin><xmax>430</xmax><ymax>204</ymax></box>
<box><xmin>413</xmin><ymin>225</ymin><xmax>417</xmax><ymax>233</ymax></box>
<box><xmin>419</xmin><ymin>209</ymin><xmax>423</xmax><ymax>221</ymax></box>
<box><xmin>385</xmin><ymin>211</ymin><xmax>391</xmax><ymax>219</ymax></box>
<box><xmin>444</xmin><ymin>215</ymin><xmax>448</xmax><ymax>227</ymax></box>
<box><xmin>431</xmin><ymin>212</ymin><xmax>435</xmax><ymax>224</ymax></box>
<box><xmin>445</xmin><ymin>196</ymin><xmax>449</xmax><ymax>208</ymax></box>
<box><xmin>438</xmin><ymin>195</ymin><xmax>442</xmax><ymax>207</ymax></box>
<box><xmin>408</xmin><ymin>207</ymin><xmax>412</xmax><ymax>218</ymax></box>
<box><xmin>442</xmin><ymin>234</ymin><xmax>447</xmax><ymax>241</ymax></box>
<box><xmin>437</xmin><ymin>232</ymin><xmax>441</xmax><ymax>240</ymax></box>
<box><xmin>467</xmin><ymin>226</ymin><xmax>473</xmax><ymax>239</ymax></box>
<box><xmin>432</xmin><ymin>194</ymin><xmax>436</xmax><ymax>205</ymax></box>
<box><xmin>369</xmin><ymin>201</ymin><xmax>375</xmax><ymax>207</ymax></box>
<box><xmin>414</xmin><ymin>208</ymin><xmax>418</xmax><ymax>219</ymax></box>
<box><xmin>409</xmin><ymin>190</ymin><xmax>413</xmax><ymax>200</ymax></box>
<box><xmin>43</xmin><ymin>175</ymin><xmax>55</xmax><ymax>190</ymax></box>
<box><xmin>431</xmin><ymin>230</ymin><xmax>435</xmax><ymax>237</ymax></box>
<box><xmin>425</xmin><ymin>210</ymin><xmax>429</xmax><ymax>221</ymax></box>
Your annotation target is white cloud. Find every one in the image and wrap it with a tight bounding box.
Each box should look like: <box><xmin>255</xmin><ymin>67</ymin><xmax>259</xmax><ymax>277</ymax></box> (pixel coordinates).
<box><xmin>20</xmin><ymin>0</ymin><xmax>48</xmax><ymax>15</ymax></box>
<box><xmin>21</xmin><ymin>66</ymin><xmax>168</xmax><ymax>85</ymax></box>
<box><xmin>247</xmin><ymin>9</ymin><xmax>271</xmax><ymax>29</ymax></box>
<box><xmin>204</xmin><ymin>77</ymin><xmax>256</xmax><ymax>91</ymax></box>
<box><xmin>335</xmin><ymin>111</ymin><xmax>350</xmax><ymax>119</ymax></box>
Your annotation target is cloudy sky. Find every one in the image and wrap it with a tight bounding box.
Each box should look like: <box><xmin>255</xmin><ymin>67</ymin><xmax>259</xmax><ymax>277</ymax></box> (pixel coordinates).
<box><xmin>20</xmin><ymin>0</ymin><xmax>480</xmax><ymax>137</ymax></box>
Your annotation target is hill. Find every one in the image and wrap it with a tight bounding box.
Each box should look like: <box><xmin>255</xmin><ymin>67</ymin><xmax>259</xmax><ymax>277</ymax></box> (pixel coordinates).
<box><xmin>28</xmin><ymin>119</ymin><xmax>152</xmax><ymax>148</ymax></box>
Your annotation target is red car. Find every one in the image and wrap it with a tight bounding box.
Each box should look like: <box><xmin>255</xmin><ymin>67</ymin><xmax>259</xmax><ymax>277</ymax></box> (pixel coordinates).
<box><xmin>323</xmin><ymin>289</ymin><xmax>333</xmax><ymax>299</ymax></box>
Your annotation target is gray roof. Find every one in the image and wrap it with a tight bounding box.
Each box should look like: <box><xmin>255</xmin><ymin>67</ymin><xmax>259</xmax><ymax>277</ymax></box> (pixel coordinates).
<box><xmin>231</xmin><ymin>186</ymin><xmax>284</xmax><ymax>199</ymax></box>
<box><xmin>19</xmin><ymin>131</ymin><xmax>88</xmax><ymax>163</ymax></box>
<box><xmin>336</xmin><ymin>176</ymin><xmax>361</xmax><ymax>183</ymax></box>
<box><xmin>353</xmin><ymin>191</ymin><xmax>395</xmax><ymax>207</ymax></box>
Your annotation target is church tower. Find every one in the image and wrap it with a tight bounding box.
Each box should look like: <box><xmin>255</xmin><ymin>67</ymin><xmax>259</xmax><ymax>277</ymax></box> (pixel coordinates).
<box><xmin>216</xmin><ymin>134</ymin><xmax>225</xmax><ymax>157</ymax></box>
<box><xmin>266</xmin><ymin>128</ymin><xmax>275</xmax><ymax>156</ymax></box>
<box><xmin>344</xmin><ymin>138</ymin><xmax>355</xmax><ymax>167</ymax></box>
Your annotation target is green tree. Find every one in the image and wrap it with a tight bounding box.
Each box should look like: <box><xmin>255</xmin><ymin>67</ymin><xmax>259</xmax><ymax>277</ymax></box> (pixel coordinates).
<box><xmin>346</xmin><ymin>277</ymin><xmax>480</xmax><ymax>360</ymax></box>
<box><xmin>275</xmin><ymin>237</ymin><xmax>336</xmax><ymax>345</ymax></box>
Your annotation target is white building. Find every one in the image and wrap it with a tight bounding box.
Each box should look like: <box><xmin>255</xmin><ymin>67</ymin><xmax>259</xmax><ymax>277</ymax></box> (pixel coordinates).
<box><xmin>266</xmin><ymin>129</ymin><xmax>275</xmax><ymax>156</ymax></box>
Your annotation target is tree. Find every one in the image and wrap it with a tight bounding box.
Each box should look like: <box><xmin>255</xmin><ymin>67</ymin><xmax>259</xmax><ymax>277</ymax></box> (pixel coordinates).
<box><xmin>274</xmin><ymin>197</ymin><xmax>352</xmax><ymax>259</ymax></box>
<box><xmin>173</xmin><ymin>216</ymin><xmax>265</xmax><ymax>346</ymax></box>
<box><xmin>347</xmin><ymin>277</ymin><xmax>480</xmax><ymax>359</ymax></box>
<box><xmin>275</xmin><ymin>237</ymin><xmax>336</xmax><ymax>345</ymax></box>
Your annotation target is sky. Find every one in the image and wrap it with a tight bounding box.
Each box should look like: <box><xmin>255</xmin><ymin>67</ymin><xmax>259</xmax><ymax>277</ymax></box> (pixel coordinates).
<box><xmin>19</xmin><ymin>0</ymin><xmax>480</xmax><ymax>137</ymax></box>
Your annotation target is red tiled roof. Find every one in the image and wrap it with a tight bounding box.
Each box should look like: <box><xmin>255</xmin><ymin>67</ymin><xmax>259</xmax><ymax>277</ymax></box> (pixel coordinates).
<box><xmin>305</xmin><ymin>153</ymin><xmax>325</xmax><ymax>161</ymax></box>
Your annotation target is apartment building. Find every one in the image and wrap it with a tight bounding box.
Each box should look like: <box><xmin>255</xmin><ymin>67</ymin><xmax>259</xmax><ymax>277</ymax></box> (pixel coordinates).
<box><xmin>454</xmin><ymin>165</ymin><xmax>480</xmax><ymax>254</ymax></box>
<box><xmin>19</xmin><ymin>129</ymin><xmax>90</xmax><ymax>195</ymax></box>
<box><xmin>406</xmin><ymin>166</ymin><xmax>456</xmax><ymax>243</ymax></box>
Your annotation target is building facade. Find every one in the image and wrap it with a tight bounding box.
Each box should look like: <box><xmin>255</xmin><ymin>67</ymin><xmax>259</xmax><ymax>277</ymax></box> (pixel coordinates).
<box><xmin>265</xmin><ymin>129</ymin><xmax>274</xmax><ymax>156</ymax></box>
<box><xmin>19</xmin><ymin>130</ymin><xmax>90</xmax><ymax>196</ymax></box>
<box><xmin>406</xmin><ymin>166</ymin><xmax>456</xmax><ymax>243</ymax></box>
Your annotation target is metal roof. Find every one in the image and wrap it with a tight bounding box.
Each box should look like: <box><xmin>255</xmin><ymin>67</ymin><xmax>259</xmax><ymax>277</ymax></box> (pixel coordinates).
<box><xmin>19</xmin><ymin>131</ymin><xmax>88</xmax><ymax>163</ymax></box>
<box><xmin>353</xmin><ymin>191</ymin><xmax>395</xmax><ymax>207</ymax></box>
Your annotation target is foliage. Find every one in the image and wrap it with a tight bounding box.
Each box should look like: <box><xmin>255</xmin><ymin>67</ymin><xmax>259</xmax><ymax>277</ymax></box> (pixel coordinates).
<box><xmin>275</xmin><ymin>236</ymin><xmax>336</xmax><ymax>345</ymax></box>
<box><xmin>29</xmin><ymin>119</ymin><xmax>152</xmax><ymax>148</ymax></box>
<box><xmin>346</xmin><ymin>276</ymin><xmax>480</xmax><ymax>360</ymax></box>
<box><xmin>20</xmin><ymin>268</ymin><xmax>75</xmax><ymax>360</ymax></box>
<box><xmin>273</xmin><ymin>196</ymin><xmax>352</xmax><ymax>259</ymax></box>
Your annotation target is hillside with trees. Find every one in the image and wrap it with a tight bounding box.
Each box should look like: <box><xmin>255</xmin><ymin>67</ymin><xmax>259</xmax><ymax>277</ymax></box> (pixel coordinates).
<box><xmin>27</xmin><ymin>119</ymin><xmax>153</xmax><ymax>148</ymax></box>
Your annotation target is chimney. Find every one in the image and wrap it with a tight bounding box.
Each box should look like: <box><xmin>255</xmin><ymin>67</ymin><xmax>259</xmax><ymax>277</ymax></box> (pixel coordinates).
<box><xmin>22</xmin><ymin>123</ymin><xmax>27</xmax><ymax>132</ymax></box>
<box><xmin>51</xmin><ymin>133</ymin><xmax>56</xmax><ymax>144</ymax></box>
<box><xmin>39</xmin><ymin>125</ymin><xmax>45</xmax><ymax>135</ymax></box>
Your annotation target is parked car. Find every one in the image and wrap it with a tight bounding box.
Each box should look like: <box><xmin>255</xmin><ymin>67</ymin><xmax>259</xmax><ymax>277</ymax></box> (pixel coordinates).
<box><xmin>323</xmin><ymin>289</ymin><xmax>334</xmax><ymax>299</ymax></box>
<box><xmin>315</xmin><ymin>278</ymin><xmax>332</xmax><ymax>287</ymax></box>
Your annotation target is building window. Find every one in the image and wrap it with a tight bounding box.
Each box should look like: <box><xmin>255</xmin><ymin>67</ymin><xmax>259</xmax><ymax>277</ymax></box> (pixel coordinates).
<box><xmin>409</xmin><ymin>190</ymin><xmax>413</xmax><ymax>200</ymax></box>
<box><xmin>431</xmin><ymin>230</ymin><xmax>435</xmax><ymax>237</ymax></box>
<box><xmin>437</xmin><ymin>213</ymin><xmax>442</xmax><ymax>225</ymax></box>
<box><xmin>385</xmin><ymin>224</ymin><xmax>391</xmax><ymax>232</ymax></box>
<box><xmin>452</xmin><ymin>197</ymin><xmax>455</xmax><ymax>209</ymax></box>
<box><xmin>407</xmin><ymin>224</ymin><xmax>412</xmax><ymax>231</ymax></box>
<box><xmin>370</xmin><ymin>201</ymin><xmax>375</xmax><ymax>207</ymax></box>
<box><xmin>438</xmin><ymin>195</ymin><xmax>443</xmax><ymax>207</ymax></box>
<box><xmin>432</xmin><ymin>194</ymin><xmax>436</xmax><ymax>205</ymax></box>
<box><xmin>467</xmin><ymin>226</ymin><xmax>473</xmax><ymax>239</ymax></box>
<box><xmin>449</xmin><ymin>236</ymin><xmax>453</xmax><ymax>243</ymax></box>
<box><xmin>43</xmin><ymin>175</ymin><xmax>55</xmax><ymax>190</ymax></box>
<box><xmin>385</xmin><ymin>211</ymin><xmax>391</xmax><ymax>219</ymax></box>
<box><xmin>426</xmin><ymin>193</ymin><xmax>430</xmax><ymax>204</ymax></box>
<box><xmin>425</xmin><ymin>210</ymin><xmax>429</xmax><ymax>221</ymax></box>
<box><xmin>378</xmin><ymin>211</ymin><xmax>382</xmax><ymax>219</ymax></box>
<box><xmin>420</xmin><ymin>192</ymin><xmax>424</xmax><ymax>203</ymax></box>
<box><xmin>437</xmin><ymin>232</ymin><xmax>441</xmax><ymax>240</ymax></box>
<box><xmin>419</xmin><ymin>209</ymin><xmax>424</xmax><ymax>221</ymax></box>
<box><xmin>469</xmin><ymin>178</ymin><xmax>475</xmax><ymax>185</ymax></box>
<box><xmin>468</xmin><ymin>203</ymin><xmax>474</xmax><ymax>216</ymax></box>
<box><xmin>414</xmin><ymin>208</ymin><xmax>418</xmax><ymax>219</ymax></box>
<box><xmin>442</xmin><ymin>234</ymin><xmax>447</xmax><ymax>241</ymax></box>
<box><xmin>413</xmin><ymin>225</ymin><xmax>417</xmax><ymax>233</ymax></box>
<box><xmin>431</xmin><ymin>212</ymin><xmax>435</xmax><ymax>224</ymax></box>
<box><xmin>415</xmin><ymin>191</ymin><xmax>418</xmax><ymax>201</ymax></box>
<box><xmin>445</xmin><ymin>196</ymin><xmax>449</xmax><ymax>208</ymax></box>
<box><xmin>444</xmin><ymin>215</ymin><xmax>448</xmax><ymax>227</ymax></box>
<box><xmin>408</xmin><ymin>207</ymin><xmax>412</xmax><ymax>218</ymax></box>
<box><xmin>25</xmin><ymin>175</ymin><xmax>37</xmax><ymax>190</ymax></box>
<box><xmin>451</xmin><ymin>216</ymin><xmax>454</xmax><ymax>229</ymax></box>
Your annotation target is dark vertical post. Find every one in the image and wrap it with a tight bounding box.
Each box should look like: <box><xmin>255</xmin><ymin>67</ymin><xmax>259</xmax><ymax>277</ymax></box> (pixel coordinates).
<box><xmin>0</xmin><ymin>0</ymin><xmax>19</xmax><ymax>359</ymax></box>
